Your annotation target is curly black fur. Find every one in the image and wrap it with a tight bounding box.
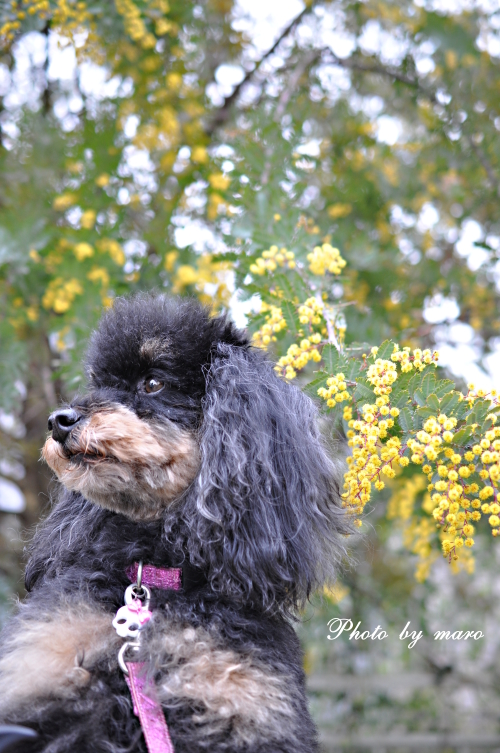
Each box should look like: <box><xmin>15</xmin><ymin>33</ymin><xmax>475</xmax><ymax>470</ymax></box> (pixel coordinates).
<box><xmin>0</xmin><ymin>295</ymin><xmax>349</xmax><ymax>753</ymax></box>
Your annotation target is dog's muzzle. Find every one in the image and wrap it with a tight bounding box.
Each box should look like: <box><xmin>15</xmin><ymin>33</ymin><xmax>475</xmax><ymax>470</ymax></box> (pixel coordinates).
<box><xmin>42</xmin><ymin>402</ymin><xmax>201</xmax><ymax>521</ymax></box>
<box><xmin>48</xmin><ymin>408</ymin><xmax>83</xmax><ymax>444</ymax></box>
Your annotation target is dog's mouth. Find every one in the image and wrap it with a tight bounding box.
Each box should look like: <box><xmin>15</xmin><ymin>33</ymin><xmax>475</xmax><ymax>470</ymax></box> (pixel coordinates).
<box><xmin>41</xmin><ymin>403</ymin><xmax>200</xmax><ymax>521</ymax></box>
<box><xmin>45</xmin><ymin>434</ymin><xmax>111</xmax><ymax>465</ymax></box>
<box><xmin>65</xmin><ymin>448</ymin><xmax>108</xmax><ymax>464</ymax></box>
<box><xmin>64</xmin><ymin>446</ymin><xmax>175</xmax><ymax>468</ymax></box>
<box><xmin>42</xmin><ymin>432</ymin><xmax>120</xmax><ymax>478</ymax></box>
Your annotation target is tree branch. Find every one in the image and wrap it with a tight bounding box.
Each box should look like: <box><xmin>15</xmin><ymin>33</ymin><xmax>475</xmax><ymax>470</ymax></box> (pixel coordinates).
<box><xmin>327</xmin><ymin>51</ymin><xmax>500</xmax><ymax>186</ymax></box>
<box><xmin>41</xmin><ymin>21</ymin><xmax>53</xmax><ymax>116</ymax></box>
<box><xmin>205</xmin><ymin>4</ymin><xmax>315</xmax><ymax>136</ymax></box>
<box><xmin>323</xmin><ymin>49</ymin><xmax>436</xmax><ymax>102</ymax></box>
<box><xmin>273</xmin><ymin>49</ymin><xmax>320</xmax><ymax>122</ymax></box>
<box><xmin>259</xmin><ymin>50</ymin><xmax>321</xmax><ymax>185</ymax></box>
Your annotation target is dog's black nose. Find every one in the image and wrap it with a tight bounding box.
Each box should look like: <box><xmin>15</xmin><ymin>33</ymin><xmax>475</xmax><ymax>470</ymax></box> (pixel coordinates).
<box><xmin>48</xmin><ymin>408</ymin><xmax>82</xmax><ymax>444</ymax></box>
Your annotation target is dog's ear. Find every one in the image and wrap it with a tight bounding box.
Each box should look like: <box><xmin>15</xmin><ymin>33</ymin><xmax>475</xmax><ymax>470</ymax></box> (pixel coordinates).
<box><xmin>183</xmin><ymin>342</ymin><xmax>349</xmax><ymax>613</ymax></box>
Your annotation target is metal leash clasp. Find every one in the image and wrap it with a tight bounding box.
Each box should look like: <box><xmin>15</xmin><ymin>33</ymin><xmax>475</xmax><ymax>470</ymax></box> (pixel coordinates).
<box><xmin>114</xmin><ymin>560</ymin><xmax>152</xmax><ymax>675</ymax></box>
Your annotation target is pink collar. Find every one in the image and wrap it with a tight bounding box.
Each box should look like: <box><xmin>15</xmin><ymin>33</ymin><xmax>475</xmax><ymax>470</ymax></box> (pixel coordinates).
<box><xmin>126</xmin><ymin>562</ymin><xmax>182</xmax><ymax>591</ymax></box>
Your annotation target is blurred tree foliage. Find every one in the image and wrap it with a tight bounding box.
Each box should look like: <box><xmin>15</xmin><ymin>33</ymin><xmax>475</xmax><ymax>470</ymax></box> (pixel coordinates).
<box><xmin>1</xmin><ymin>0</ymin><xmax>500</xmax><ymax>601</ymax></box>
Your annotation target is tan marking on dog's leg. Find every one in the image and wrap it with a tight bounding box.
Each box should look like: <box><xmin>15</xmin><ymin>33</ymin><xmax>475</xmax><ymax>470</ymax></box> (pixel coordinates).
<box><xmin>150</xmin><ymin>623</ymin><xmax>296</xmax><ymax>744</ymax></box>
<box><xmin>0</xmin><ymin>601</ymin><xmax>119</xmax><ymax>713</ymax></box>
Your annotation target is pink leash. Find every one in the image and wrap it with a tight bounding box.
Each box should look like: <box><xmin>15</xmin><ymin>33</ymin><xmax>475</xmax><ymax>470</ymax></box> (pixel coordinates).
<box><xmin>114</xmin><ymin>562</ymin><xmax>182</xmax><ymax>753</ymax></box>
<box><xmin>125</xmin><ymin>663</ymin><xmax>174</xmax><ymax>753</ymax></box>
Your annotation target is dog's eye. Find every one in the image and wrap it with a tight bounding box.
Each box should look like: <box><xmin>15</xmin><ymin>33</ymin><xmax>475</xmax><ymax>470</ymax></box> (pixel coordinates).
<box><xmin>144</xmin><ymin>377</ymin><xmax>164</xmax><ymax>394</ymax></box>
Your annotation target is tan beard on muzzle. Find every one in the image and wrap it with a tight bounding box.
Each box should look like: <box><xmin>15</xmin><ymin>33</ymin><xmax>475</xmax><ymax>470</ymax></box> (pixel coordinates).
<box><xmin>42</xmin><ymin>403</ymin><xmax>200</xmax><ymax>521</ymax></box>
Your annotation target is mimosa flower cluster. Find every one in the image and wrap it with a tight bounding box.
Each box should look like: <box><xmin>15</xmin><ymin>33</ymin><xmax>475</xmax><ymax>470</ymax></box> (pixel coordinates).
<box><xmin>298</xmin><ymin>296</ymin><xmax>324</xmax><ymax>326</ymax></box>
<box><xmin>253</xmin><ymin>294</ymin><xmax>342</xmax><ymax>380</ymax></box>
<box><xmin>252</xmin><ymin>305</ymin><xmax>287</xmax><ymax>349</ymax></box>
<box><xmin>391</xmin><ymin>345</ymin><xmax>437</xmax><ymax>371</ymax></box>
<box><xmin>427</xmin><ymin>405</ymin><xmax>500</xmax><ymax>554</ymax></box>
<box><xmin>307</xmin><ymin>243</ymin><xmax>346</xmax><ymax>276</ymax></box>
<box><xmin>317</xmin><ymin>373</ymin><xmax>351</xmax><ymax>407</ymax></box>
<box><xmin>277</xmin><ymin>333</ymin><xmax>323</xmax><ymax>380</ymax></box>
<box><xmin>250</xmin><ymin>243</ymin><xmax>346</xmax><ymax>380</ymax></box>
<box><xmin>1</xmin><ymin>0</ymin><xmax>92</xmax><ymax>46</ymax></box>
<box><xmin>342</xmin><ymin>387</ymin><xmax>406</xmax><ymax>525</ymax></box>
<box><xmin>249</xmin><ymin>246</ymin><xmax>296</xmax><ymax>275</ymax></box>
<box><xmin>387</xmin><ymin>475</ymin><xmax>440</xmax><ymax>581</ymax></box>
<box><xmin>325</xmin><ymin>349</ymin><xmax>500</xmax><ymax>570</ymax></box>
<box><xmin>331</xmin><ymin>347</ymin><xmax>440</xmax><ymax>524</ymax></box>
<box><xmin>248</xmin><ymin>233</ymin><xmax>500</xmax><ymax>578</ymax></box>
<box><xmin>42</xmin><ymin>277</ymin><xmax>83</xmax><ymax>314</ymax></box>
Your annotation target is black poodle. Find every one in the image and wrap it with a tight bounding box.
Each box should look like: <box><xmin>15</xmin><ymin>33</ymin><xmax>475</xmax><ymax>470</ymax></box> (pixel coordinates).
<box><xmin>0</xmin><ymin>295</ymin><xmax>348</xmax><ymax>753</ymax></box>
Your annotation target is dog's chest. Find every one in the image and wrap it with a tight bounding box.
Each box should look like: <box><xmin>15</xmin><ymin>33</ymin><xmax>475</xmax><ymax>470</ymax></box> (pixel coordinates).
<box><xmin>0</xmin><ymin>597</ymin><xmax>297</xmax><ymax>747</ymax></box>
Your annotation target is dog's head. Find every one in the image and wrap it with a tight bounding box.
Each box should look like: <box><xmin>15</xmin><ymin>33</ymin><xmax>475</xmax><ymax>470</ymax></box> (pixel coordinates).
<box><xmin>43</xmin><ymin>296</ymin><xmax>244</xmax><ymax>521</ymax></box>
<box><xmin>42</xmin><ymin>295</ymin><xmax>348</xmax><ymax>610</ymax></box>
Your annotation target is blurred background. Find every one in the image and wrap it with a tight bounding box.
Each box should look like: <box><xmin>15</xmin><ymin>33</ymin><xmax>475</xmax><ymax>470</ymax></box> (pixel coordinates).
<box><xmin>2</xmin><ymin>0</ymin><xmax>500</xmax><ymax>749</ymax></box>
